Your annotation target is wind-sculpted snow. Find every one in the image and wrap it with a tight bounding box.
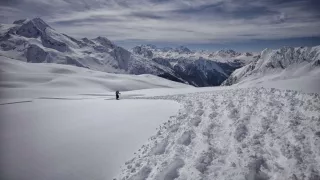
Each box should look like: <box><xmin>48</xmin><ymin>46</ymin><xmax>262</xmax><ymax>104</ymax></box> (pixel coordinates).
<box><xmin>116</xmin><ymin>88</ymin><xmax>320</xmax><ymax>180</ymax></box>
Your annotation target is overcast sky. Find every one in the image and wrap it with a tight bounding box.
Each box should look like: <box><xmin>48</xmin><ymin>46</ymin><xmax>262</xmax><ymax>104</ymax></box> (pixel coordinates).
<box><xmin>1</xmin><ymin>0</ymin><xmax>320</xmax><ymax>51</ymax></box>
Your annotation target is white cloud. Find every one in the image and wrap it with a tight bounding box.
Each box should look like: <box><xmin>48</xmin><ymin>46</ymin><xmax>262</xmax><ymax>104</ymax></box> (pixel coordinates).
<box><xmin>1</xmin><ymin>0</ymin><xmax>320</xmax><ymax>44</ymax></box>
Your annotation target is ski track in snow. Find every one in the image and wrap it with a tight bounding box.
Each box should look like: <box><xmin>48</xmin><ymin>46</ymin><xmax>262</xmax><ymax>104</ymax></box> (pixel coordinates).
<box><xmin>116</xmin><ymin>87</ymin><xmax>320</xmax><ymax>180</ymax></box>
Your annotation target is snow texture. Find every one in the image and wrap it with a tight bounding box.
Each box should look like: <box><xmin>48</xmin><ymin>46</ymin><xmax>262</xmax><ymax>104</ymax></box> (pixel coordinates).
<box><xmin>116</xmin><ymin>88</ymin><xmax>320</xmax><ymax>180</ymax></box>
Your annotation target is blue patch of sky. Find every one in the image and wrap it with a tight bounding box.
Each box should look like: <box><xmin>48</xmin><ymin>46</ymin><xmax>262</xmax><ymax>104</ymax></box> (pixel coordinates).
<box><xmin>116</xmin><ymin>37</ymin><xmax>320</xmax><ymax>52</ymax></box>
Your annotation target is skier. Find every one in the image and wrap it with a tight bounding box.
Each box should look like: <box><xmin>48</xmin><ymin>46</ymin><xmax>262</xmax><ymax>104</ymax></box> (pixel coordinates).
<box><xmin>116</xmin><ymin>90</ymin><xmax>121</xmax><ymax>100</ymax></box>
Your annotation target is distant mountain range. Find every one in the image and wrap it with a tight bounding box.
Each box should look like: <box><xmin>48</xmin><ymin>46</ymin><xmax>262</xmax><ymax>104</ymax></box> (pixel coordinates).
<box><xmin>1</xmin><ymin>18</ymin><xmax>318</xmax><ymax>87</ymax></box>
<box><xmin>132</xmin><ymin>44</ymin><xmax>254</xmax><ymax>62</ymax></box>
<box><xmin>130</xmin><ymin>44</ymin><xmax>256</xmax><ymax>86</ymax></box>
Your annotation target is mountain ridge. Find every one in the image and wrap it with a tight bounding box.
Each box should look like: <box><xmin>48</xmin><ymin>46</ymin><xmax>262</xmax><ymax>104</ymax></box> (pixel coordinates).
<box><xmin>131</xmin><ymin>44</ymin><xmax>255</xmax><ymax>64</ymax></box>
<box><xmin>221</xmin><ymin>46</ymin><xmax>320</xmax><ymax>86</ymax></box>
<box><xmin>0</xmin><ymin>18</ymin><xmax>253</xmax><ymax>87</ymax></box>
<box><xmin>1</xmin><ymin>18</ymin><xmax>318</xmax><ymax>88</ymax></box>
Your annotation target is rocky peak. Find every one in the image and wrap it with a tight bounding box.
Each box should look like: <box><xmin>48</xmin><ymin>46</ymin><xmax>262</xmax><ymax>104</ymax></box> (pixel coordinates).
<box><xmin>93</xmin><ymin>36</ymin><xmax>115</xmax><ymax>49</ymax></box>
<box><xmin>13</xmin><ymin>19</ymin><xmax>28</xmax><ymax>24</ymax></box>
<box><xmin>144</xmin><ymin>44</ymin><xmax>157</xmax><ymax>49</ymax></box>
<box><xmin>16</xmin><ymin>18</ymin><xmax>50</xmax><ymax>38</ymax></box>
<box><xmin>132</xmin><ymin>45</ymin><xmax>153</xmax><ymax>58</ymax></box>
<box><xmin>174</xmin><ymin>46</ymin><xmax>191</xmax><ymax>53</ymax></box>
<box><xmin>216</xmin><ymin>49</ymin><xmax>241</xmax><ymax>57</ymax></box>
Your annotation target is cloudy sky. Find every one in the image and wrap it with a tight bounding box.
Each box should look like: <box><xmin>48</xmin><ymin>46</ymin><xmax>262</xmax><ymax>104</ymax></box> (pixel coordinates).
<box><xmin>1</xmin><ymin>0</ymin><xmax>320</xmax><ymax>51</ymax></box>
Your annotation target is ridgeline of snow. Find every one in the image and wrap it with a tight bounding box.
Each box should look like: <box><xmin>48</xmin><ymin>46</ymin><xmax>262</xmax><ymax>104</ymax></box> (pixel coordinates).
<box><xmin>116</xmin><ymin>88</ymin><xmax>320</xmax><ymax>180</ymax></box>
<box><xmin>0</xmin><ymin>56</ymin><xmax>191</xmax><ymax>99</ymax></box>
<box><xmin>222</xmin><ymin>46</ymin><xmax>320</xmax><ymax>93</ymax></box>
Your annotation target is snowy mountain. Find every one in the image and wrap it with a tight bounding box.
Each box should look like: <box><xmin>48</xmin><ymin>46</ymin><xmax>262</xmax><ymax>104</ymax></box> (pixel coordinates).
<box><xmin>132</xmin><ymin>44</ymin><xmax>255</xmax><ymax>63</ymax></box>
<box><xmin>4</xmin><ymin>18</ymin><xmax>317</xmax><ymax>89</ymax></box>
<box><xmin>131</xmin><ymin>44</ymin><xmax>257</xmax><ymax>86</ymax></box>
<box><xmin>222</xmin><ymin>46</ymin><xmax>320</xmax><ymax>87</ymax></box>
<box><xmin>0</xmin><ymin>18</ymin><xmax>135</xmax><ymax>73</ymax></box>
<box><xmin>0</xmin><ymin>18</ymin><xmax>255</xmax><ymax>87</ymax></box>
<box><xmin>1</xmin><ymin>18</ymin><xmax>187</xmax><ymax>80</ymax></box>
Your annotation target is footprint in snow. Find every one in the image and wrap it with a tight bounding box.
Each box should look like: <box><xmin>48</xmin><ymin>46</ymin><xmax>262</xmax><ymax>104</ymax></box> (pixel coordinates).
<box><xmin>190</xmin><ymin>116</ymin><xmax>202</xmax><ymax>127</ymax></box>
<box><xmin>150</xmin><ymin>139</ymin><xmax>168</xmax><ymax>155</ymax></box>
<box><xmin>195</xmin><ymin>152</ymin><xmax>214</xmax><ymax>174</ymax></box>
<box><xmin>155</xmin><ymin>159</ymin><xmax>185</xmax><ymax>180</ymax></box>
<box><xmin>208</xmin><ymin>112</ymin><xmax>218</xmax><ymax>120</ymax></box>
<box><xmin>194</xmin><ymin>109</ymin><xmax>204</xmax><ymax>117</ymax></box>
<box><xmin>127</xmin><ymin>166</ymin><xmax>152</xmax><ymax>180</ymax></box>
<box><xmin>177</xmin><ymin>131</ymin><xmax>194</xmax><ymax>146</ymax></box>
<box><xmin>234</xmin><ymin>124</ymin><xmax>248</xmax><ymax>142</ymax></box>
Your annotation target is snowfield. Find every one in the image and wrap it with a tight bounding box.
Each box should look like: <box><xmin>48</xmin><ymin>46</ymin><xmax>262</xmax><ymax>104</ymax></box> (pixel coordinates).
<box><xmin>1</xmin><ymin>55</ymin><xmax>320</xmax><ymax>180</ymax></box>
<box><xmin>0</xmin><ymin>98</ymin><xmax>180</xmax><ymax>180</ymax></box>
<box><xmin>0</xmin><ymin>55</ymin><xmax>188</xmax><ymax>180</ymax></box>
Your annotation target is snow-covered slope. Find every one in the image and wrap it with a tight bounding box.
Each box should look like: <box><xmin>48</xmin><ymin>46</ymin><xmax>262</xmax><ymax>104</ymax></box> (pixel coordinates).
<box><xmin>0</xmin><ymin>55</ymin><xmax>191</xmax><ymax>99</ymax></box>
<box><xmin>116</xmin><ymin>88</ymin><xmax>320</xmax><ymax>180</ymax></box>
<box><xmin>222</xmin><ymin>46</ymin><xmax>320</xmax><ymax>91</ymax></box>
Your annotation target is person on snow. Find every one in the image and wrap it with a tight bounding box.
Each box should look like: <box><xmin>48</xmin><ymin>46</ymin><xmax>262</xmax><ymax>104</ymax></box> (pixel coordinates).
<box><xmin>116</xmin><ymin>90</ymin><xmax>121</xmax><ymax>100</ymax></box>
